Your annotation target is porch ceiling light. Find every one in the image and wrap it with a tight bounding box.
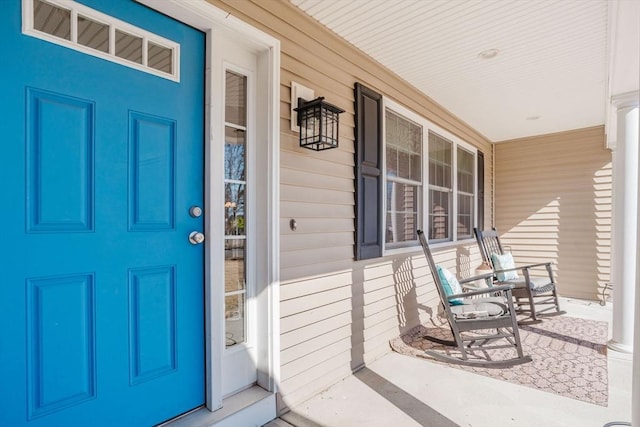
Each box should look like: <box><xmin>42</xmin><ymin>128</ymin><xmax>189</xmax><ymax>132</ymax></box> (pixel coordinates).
<box><xmin>294</xmin><ymin>96</ymin><xmax>345</xmax><ymax>151</ymax></box>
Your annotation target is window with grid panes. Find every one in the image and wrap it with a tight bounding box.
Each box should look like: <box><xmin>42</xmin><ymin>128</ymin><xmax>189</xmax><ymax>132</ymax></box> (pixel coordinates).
<box><xmin>457</xmin><ymin>147</ymin><xmax>475</xmax><ymax>239</ymax></box>
<box><xmin>355</xmin><ymin>91</ymin><xmax>482</xmax><ymax>257</ymax></box>
<box><xmin>385</xmin><ymin>110</ymin><xmax>422</xmax><ymax>248</ymax></box>
<box><xmin>428</xmin><ymin>131</ymin><xmax>452</xmax><ymax>241</ymax></box>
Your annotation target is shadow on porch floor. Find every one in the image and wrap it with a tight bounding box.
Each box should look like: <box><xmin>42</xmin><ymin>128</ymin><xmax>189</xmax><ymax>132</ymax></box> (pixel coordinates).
<box><xmin>266</xmin><ymin>298</ymin><xmax>632</xmax><ymax>427</ymax></box>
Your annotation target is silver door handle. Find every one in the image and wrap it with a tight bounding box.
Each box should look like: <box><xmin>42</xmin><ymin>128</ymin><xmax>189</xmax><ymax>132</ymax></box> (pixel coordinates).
<box><xmin>189</xmin><ymin>231</ymin><xmax>205</xmax><ymax>245</ymax></box>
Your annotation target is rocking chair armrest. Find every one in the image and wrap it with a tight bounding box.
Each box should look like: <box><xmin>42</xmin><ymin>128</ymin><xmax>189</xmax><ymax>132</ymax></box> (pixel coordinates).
<box><xmin>447</xmin><ymin>283</ymin><xmax>515</xmax><ymax>299</ymax></box>
<box><xmin>517</xmin><ymin>261</ymin><xmax>553</xmax><ymax>270</ymax></box>
<box><xmin>458</xmin><ymin>272</ymin><xmax>495</xmax><ymax>285</ymax></box>
<box><xmin>493</xmin><ymin>266</ymin><xmax>520</xmax><ymax>274</ymax></box>
<box><xmin>492</xmin><ymin>262</ymin><xmax>553</xmax><ymax>276</ymax></box>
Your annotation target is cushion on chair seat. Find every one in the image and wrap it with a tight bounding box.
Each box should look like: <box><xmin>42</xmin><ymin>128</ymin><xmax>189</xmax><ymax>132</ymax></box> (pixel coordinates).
<box><xmin>503</xmin><ymin>277</ymin><xmax>554</xmax><ymax>292</ymax></box>
<box><xmin>449</xmin><ymin>296</ymin><xmax>507</xmax><ymax>318</ymax></box>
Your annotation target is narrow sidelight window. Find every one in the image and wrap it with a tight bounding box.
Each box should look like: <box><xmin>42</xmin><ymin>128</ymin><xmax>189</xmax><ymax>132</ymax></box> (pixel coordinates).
<box><xmin>224</xmin><ymin>70</ymin><xmax>248</xmax><ymax>348</ymax></box>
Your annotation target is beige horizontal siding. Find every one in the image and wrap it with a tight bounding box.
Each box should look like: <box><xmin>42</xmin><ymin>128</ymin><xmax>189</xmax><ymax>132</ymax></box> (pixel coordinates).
<box><xmin>280</xmin><ymin>218</ymin><xmax>353</xmax><ymax>234</ymax></box>
<box><xmin>280</xmin><ymin>169</ymin><xmax>355</xmax><ymax>193</ymax></box>
<box><xmin>278</xmin><ymin>360</ymin><xmax>353</xmax><ymax>413</ymax></box>
<box><xmin>495</xmin><ymin>126</ymin><xmax>611</xmax><ymax>300</ymax></box>
<box><xmin>208</xmin><ymin>0</ymin><xmax>495</xmax><ymax>413</ymax></box>
<box><xmin>281</xmin><ymin>317</ymin><xmax>351</xmax><ymax>354</ymax></box>
<box><xmin>277</xmin><ymin>247</ymin><xmax>482</xmax><ymax>410</ymax></box>
<box><xmin>281</xmin><ymin>299</ymin><xmax>352</xmax><ymax>335</ymax></box>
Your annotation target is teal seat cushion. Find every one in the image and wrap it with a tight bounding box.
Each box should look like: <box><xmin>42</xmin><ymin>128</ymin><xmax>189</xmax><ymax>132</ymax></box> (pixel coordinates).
<box><xmin>491</xmin><ymin>253</ymin><xmax>519</xmax><ymax>281</ymax></box>
<box><xmin>436</xmin><ymin>266</ymin><xmax>463</xmax><ymax>306</ymax></box>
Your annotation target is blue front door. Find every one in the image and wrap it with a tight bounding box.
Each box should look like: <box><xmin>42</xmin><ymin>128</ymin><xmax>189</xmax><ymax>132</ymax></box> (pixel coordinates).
<box><xmin>0</xmin><ymin>1</ymin><xmax>205</xmax><ymax>426</ymax></box>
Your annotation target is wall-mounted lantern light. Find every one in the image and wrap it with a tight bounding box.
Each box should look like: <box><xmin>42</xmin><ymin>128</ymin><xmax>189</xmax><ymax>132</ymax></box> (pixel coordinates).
<box><xmin>294</xmin><ymin>96</ymin><xmax>345</xmax><ymax>151</ymax></box>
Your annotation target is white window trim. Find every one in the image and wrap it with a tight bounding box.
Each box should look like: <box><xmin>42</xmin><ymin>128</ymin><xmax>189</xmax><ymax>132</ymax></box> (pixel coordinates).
<box><xmin>382</xmin><ymin>98</ymin><xmax>477</xmax><ymax>256</ymax></box>
<box><xmin>22</xmin><ymin>0</ymin><xmax>181</xmax><ymax>81</ymax></box>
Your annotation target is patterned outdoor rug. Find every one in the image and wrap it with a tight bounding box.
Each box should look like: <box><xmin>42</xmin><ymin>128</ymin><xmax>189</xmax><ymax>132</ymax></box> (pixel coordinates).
<box><xmin>390</xmin><ymin>315</ymin><xmax>608</xmax><ymax>406</ymax></box>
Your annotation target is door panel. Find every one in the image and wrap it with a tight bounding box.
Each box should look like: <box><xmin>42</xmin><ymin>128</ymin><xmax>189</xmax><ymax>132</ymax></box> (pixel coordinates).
<box><xmin>0</xmin><ymin>1</ymin><xmax>205</xmax><ymax>426</ymax></box>
<box><xmin>27</xmin><ymin>89</ymin><xmax>95</xmax><ymax>232</ymax></box>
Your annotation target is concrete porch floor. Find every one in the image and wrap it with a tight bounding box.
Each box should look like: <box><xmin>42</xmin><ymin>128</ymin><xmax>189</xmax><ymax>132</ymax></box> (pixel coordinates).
<box><xmin>267</xmin><ymin>298</ymin><xmax>632</xmax><ymax>427</ymax></box>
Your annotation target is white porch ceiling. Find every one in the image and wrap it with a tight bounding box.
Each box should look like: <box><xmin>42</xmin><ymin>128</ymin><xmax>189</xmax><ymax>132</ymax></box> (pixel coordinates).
<box><xmin>291</xmin><ymin>0</ymin><xmax>636</xmax><ymax>142</ymax></box>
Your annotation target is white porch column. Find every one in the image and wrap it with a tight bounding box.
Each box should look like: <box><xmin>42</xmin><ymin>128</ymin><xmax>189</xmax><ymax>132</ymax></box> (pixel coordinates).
<box><xmin>609</xmin><ymin>95</ymin><xmax>639</xmax><ymax>354</ymax></box>
<box><xmin>630</xmin><ymin>98</ymin><xmax>640</xmax><ymax>427</ymax></box>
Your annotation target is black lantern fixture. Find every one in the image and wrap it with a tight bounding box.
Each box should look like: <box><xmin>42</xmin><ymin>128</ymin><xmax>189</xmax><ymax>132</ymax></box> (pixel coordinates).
<box><xmin>294</xmin><ymin>97</ymin><xmax>345</xmax><ymax>151</ymax></box>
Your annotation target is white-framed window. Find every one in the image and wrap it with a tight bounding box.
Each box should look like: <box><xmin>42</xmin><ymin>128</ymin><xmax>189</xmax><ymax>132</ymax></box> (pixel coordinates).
<box><xmin>383</xmin><ymin>99</ymin><xmax>478</xmax><ymax>252</ymax></box>
<box><xmin>427</xmin><ymin>131</ymin><xmax>452</xmax><ymax>242</ymax></box>
<box><xmin>427</xmin><ymin>132</ymin><xmax>477</xmax><ymax>242</ymax></box>
<box><xmin>456</xmin><ymin>145</ymin><xmax>475</xmax><ymax>239</ymax></box>
<box><xmin>385</xmin><ymin>110</ymin><xmax>422</xmax><ymax>249</ymax></box>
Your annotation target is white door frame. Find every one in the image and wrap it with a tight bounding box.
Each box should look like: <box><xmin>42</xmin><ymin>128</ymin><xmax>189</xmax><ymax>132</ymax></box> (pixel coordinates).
<box><xmin>136</xmin><ymin>0</ymin><xmax>280</xmax><ymax>411</ymax></box>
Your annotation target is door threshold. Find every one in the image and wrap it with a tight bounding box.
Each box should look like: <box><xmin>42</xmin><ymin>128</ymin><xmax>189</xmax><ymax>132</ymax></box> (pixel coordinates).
<box><xmin>159</xmin><ymin>386</ymin><xmax>276</xmax><ymax>427</ymax></box>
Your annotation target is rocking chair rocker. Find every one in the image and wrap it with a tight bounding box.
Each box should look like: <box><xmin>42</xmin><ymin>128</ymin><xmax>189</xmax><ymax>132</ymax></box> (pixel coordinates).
<box><xmin>417</xmin><ymin>230</ymin><xmax>532</xmax><ymax>367</ymax></box>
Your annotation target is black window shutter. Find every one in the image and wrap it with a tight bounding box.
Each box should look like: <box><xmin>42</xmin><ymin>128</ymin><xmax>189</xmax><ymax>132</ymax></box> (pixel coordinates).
<box><xmin>354</xmin><ymin>83</ymin><xmax>383</xmax><ymax>260</ymax></box>
<box><xmin>477</xmin><ymin>150</ymin><xmax>485</xmax><ymax>231</ymax></box>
